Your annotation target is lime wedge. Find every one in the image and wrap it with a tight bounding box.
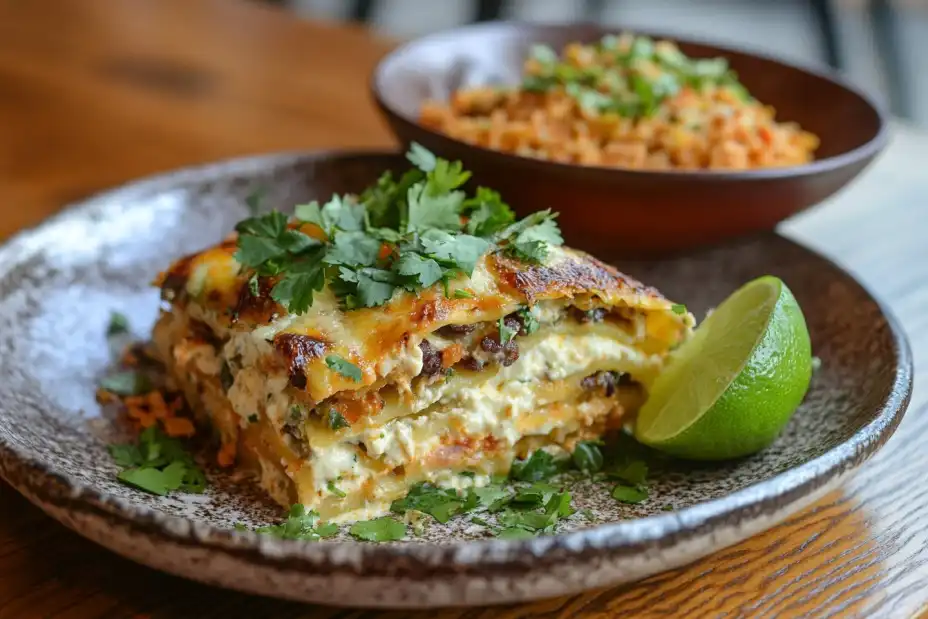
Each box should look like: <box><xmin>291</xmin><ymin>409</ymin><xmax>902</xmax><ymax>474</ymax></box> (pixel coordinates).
<box><xmin>635</xmin><ymin>276</ymin><xmax>812</xmax><ymax>460</ymax></box>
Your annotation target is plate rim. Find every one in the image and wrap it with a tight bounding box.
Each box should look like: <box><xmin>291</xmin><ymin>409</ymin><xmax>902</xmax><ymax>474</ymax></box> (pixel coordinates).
<box><xmin>0</xmin><ymin>150</ymin><xmax>914</xmax><ymax>578</ymax></box>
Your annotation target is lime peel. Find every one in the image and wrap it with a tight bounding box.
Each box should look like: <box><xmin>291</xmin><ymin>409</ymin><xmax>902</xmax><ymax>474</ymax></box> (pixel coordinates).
<box><xmin>635</xmin><ymin>276</ymin><xmax>812</xmax><ymax>460</ymax></box>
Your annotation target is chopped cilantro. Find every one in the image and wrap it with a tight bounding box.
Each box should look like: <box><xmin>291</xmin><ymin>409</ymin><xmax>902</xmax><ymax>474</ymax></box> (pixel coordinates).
<box><xmin>580</xmin><ymin>508</ymin><xmax>597</xmax><ymax>522</ymax></box>
<box><xmin>497</xmin><ymin>526</ymin><xmax>536</xmax><ymax>540</ymax></box>
<box><xmin>518</xmin><ymin>307</ymin><xmax>540</xmax><ymax>335</ymax></box>
<box><xmin>230</xmin><ymin>145</ymin><xmax>562</xmax><ymax>315</ymax></box>
<box><xmin>498</xmin><ymin>317</ymin><xmax>517</xmax><ymax>345</ymax></box>
<box><xmin>661</xmin><ymin>504</ymin><xmax>675</xmax><ymax>512</ymax></box>
<box><xmin>607</xmin><ymin>460</ymin><xmax>649</xmax><ymax>485</ymax></box>
<box><xmin>463</xmin><ymin>187</ymin><xmax>515</xmax><ymax>237</ymax></box>
<box><xmin>390</xmin><ymin>482</ymin><xmax>474</xmax><ymax>523</ymax></box>
<box><xmin>509</xmin><ymin>450</ymin><xmax>567</xmax><ymax>482</ymax></box>
<box><xmin>671</xmin><ymin>303</ymin><xmax>687</xmax><ymax>315</ymax></box>
<box><xmin>325</xmin><ymin>355</ymin><xmax>362</xmax><ymax>382</ymax></box>
<box><xmin>327</xmin><ymin>480</ymin><xmax>347</xmax><ymax>498</ymax></box>
<box><xmin>396</xmin><ymin>252</ymin><xmax>443</xmax><ymax>290</ymax></box>
<box><xmin>326</xmin><ymin>409</ymin><xmax>351</xmax><ymax>431</ymax></box>
<box><xmin>453</xmin><ymin>289</ymin><xmax>474</xmax><ymax>299</ymax></box>
<box><xmin>572</xmin><ymin>441</ymin><xmax>604</xmax><ymax>474</ymax></box>
<box><xmin>250</xmin><ymin>504</ymin><xmax>338</xmax><ymax>540</ymax></box>
<box><xmin>612</xmin><ymin>484</ymin><xmax>649</xmax><ymax>504</ymax></box>
<box><xmin>349</xmin><ymin>517</ymin><xmax>407</xmax><ymax>542</ymax></box>
<box><xmin>109</xmin><ymin>426</ymin><xmax>206</xmax><ymax>496</ymax></box>
<box><xmin>406</xmin><ymin>142</ymin><xmax>438</xmax><ymax>172</ymax></box>
<box><xmin>106</xmin><ymin>311</ymin><xmax>129</xmax><ymax>336</ymax></box>
<box><xmin>100</xmin><ymin>370</ymin><xmax>152</xmax><ymax>396</ymax></box>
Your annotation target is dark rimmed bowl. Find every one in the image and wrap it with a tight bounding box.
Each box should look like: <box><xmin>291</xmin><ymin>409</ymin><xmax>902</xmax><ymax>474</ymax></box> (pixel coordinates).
<box><xmin>371</xmin><ymin>21</ymin><xmax>888</xmax><ymax>256</ymax></box>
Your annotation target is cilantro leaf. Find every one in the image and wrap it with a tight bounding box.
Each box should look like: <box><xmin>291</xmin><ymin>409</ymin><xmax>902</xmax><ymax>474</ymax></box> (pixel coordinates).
<box><xmin>110</xmin><ymin>427</ymin><xmax>207</xmax><ymax>496</ymax></box>
<box><xmin>497</xmin><ymin>526</ymin><xmax>536</xmax><ymax>540</ymax></box>
<box><xmin>100</xmin><ymin>370</ymin><xmax>152</xmax><ymax>396</ymax></box>
<box><xmin>234</xmin><ymin>235</ymin><xmax>288</xmax><ymax>267</ymax></box>
<box><xmin>324</xmin><ymin>231</ymin><xmax>381</xmax><ymax>267</ymax></box>
<box><xmin>671</xmin><ymin>303</ymin><xmax>687</xmax><ymax>315</ymax></box>
<box><xmin>420</xmin><ymin>230</ymin><xmax>491</xmax><ymax>276</ymax></box>
<box><xmin>325</xmin><ymin>355</ymin><xmax>362</xmax><ymax>382</ymax></box>
<box><xmin>235</xmin><ymin>211</ymin><xmax>287</xmax><ymax>238</ymax></box>
<box><xmin>472</xmin><ymin>485</ymin><xmax>512</xmax><ymax>508</ymax></box>
<box><xmin>108</xmin><ymin>443</ymin><xmax>143</xmax><ymax>468</ymax></box>
<box><xmin>407</xmin><ymin>142</ymin><xmax>438</xmax><ymax>172</ymax></box>
<box><xmin>349</xmin><ymin>517</ymin><xmax>407</xmax><ymax>542</ymax></box>
<box><xmin>315</xmin><ymin>522</ymin><xmax>340</xmax><ymax>537</ymax></box>
<box><xmin>251</xmin><ymin>504</ymin><xmax>337</xmax><ymax>541</ymax></box>
<box><xmin>352</xmin><ymin>268</ymin><xmax>398</xmax><ymax>308</ymax></box>
<box><xmin>294</xmin><ymin>196</ymin><xmax>365</xmax><ymax>236</ymax></box>
<box><xmin>361</xmin><ymin>169</ymin><xmax>423</xmax><ymax>230</ymax></box>
<box><xmin>463</xmin><ymin>188</ymin><xmax>515</xmax><ymax>237</ymax></box>
<box><xmin>607</xmin><ymin>460</ymin><xmax>649</xmax><ymax>486</ymax></box>
<box><xmin>326</xmin><ymin>408</ymin><xmax>351</xmax><ymax>430</ymax></box>
<box><xmin>406</xmin><ymin>183</ymin><xmax>463</xmax><ymax>233</ymax></box>
<box><xmin>427</xmin><ymin>159</ymin><xmax>472</xmax><ymax>195</ymax></box>
<box><xmin>390</xmin><ymin>483</ymin><xmax>467</xmax><ymax>524</ymax></box>
<box><xmin>326</xmin><ymin>480</ymin><xmax>347</xmax><ymax>498</ymax></box>
<box><xmin>107</xmin><ymin>311</ymin><xmax>129</xmax><ymax>336</ymax></box>
<box><xmin>572</xmin><ymin>441</ymin><xmax>604</xmax><ymax>475</ymax></box>
<box><xmin>510</xmin><ymin>450</ymin><xmax>567</xmax><ymax>482</ymax></box>
<box><xmin>117</xmin><ymin>467</ymin><xmax>174</xmax><ymax>496</ymax></box>
<box><xmin>518</xmin><ymin>307</ymin><xmax>540</xmax><ymax>334</ymax></box>
<box><xmin>395</xmin><ymin>251</ymin><xmax>443</xmax><ymax>290</ymax></box>
<box><xmin>499</xmin><ymin>318</ymin><xmax>517</xmax><ymax>345</ymax></box>
<box><xmin>612</xmin><ymin>484</ymin><xmax>649</xmax><ymax>504</ymax></box>
<box><xmin>454</xmin><ymin>289</ymin><xmax>474</xmax><ymax>299</ymax></box>
<box><xmin>270</xmin><ymin>255</ymin><xmax>326</xmax><ymax>315</ymax></box>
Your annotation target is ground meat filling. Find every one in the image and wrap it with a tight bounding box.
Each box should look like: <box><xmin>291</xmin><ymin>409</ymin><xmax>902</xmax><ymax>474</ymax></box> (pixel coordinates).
<box><xmin>581</xmin><ymin>370</ymin><xmax>634</xmax><ymax>396</ymax></box>
<box><xmin>418</xmin><ymin>339</ymin><xmax>444</xmax><ymax>377</ymax></box>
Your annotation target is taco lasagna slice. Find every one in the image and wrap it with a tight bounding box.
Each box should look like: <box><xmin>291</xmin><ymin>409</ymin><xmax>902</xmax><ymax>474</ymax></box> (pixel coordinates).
<box><xmin>152</xmin><ymin>147</ymin><xmax>694</xmax><ymax>522</ymax></box>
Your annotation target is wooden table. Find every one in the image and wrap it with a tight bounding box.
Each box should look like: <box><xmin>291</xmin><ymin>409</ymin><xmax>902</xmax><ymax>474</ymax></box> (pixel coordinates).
<box><xmin>1</xmin><ymin>1</ymin><xmax>926</xmax><ymax>617</ymax></box>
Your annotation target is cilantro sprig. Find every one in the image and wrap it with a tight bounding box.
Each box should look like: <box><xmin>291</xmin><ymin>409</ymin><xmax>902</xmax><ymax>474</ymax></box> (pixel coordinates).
<box><xmin>108</xmin><ymin>426</ymin><xmax>207</xmax><ymax>496</ymax></box>
<box><xmin>233</xmin><ymin>144</ymin><xmax>563</xmax><ymax>315</ymax></box>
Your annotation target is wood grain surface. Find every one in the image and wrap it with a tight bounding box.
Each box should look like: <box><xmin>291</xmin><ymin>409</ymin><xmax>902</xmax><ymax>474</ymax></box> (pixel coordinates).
<box><xmin>1</xmin><ymin>1</ymin><xmax>927</xmax><ymax>617</ymax></box>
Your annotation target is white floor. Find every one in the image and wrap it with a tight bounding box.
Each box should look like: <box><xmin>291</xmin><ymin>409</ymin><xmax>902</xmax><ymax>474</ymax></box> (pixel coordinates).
<box><xmin>292</xmin><ymin>0</ymin><xmax>928</xmax><ymax>125</ymax></box>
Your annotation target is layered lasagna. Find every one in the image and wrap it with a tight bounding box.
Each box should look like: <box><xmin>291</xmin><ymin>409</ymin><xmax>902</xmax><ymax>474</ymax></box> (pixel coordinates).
<box><xmin>152</xmin><ymin>148</ymin><xmax>694</xmax><ymax>522</ymax></box>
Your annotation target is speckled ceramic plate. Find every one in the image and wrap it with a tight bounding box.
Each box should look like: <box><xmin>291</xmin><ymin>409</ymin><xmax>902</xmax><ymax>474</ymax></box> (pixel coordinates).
<box><xmin>0</xmin><ymin>152</ymin><xmax>912</xmax><ymax>609</ymax></box>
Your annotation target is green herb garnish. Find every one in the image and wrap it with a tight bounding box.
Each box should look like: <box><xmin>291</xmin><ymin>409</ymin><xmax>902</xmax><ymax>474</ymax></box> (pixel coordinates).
<box><xmin>249</xmin><ymin>504</ymin><xmax>338</xmax><ymax>540</ymax></box>
<box><xmin>518</xmin><ymin>306</ymin><xmax>540</xmax><ymax>335</ymax></box>
<box><xmin>612</xmin><ymin>484</ymin><xmax>649</xmax><ymax>504</ymax></box>
<box><xmin>349</xmin><ymin>517</ymin><xmax>407</xmax><ymax>542</ymax></box>
<box><xmin>325</xmin><ymin>355</ymin><xmax>362</xmax><ymax>382</ymax></box>
<box><xmin>106</xmin><ymin>311</ymin><xmax>129</xmax><ymax>336</ymax></box>
<box><xmin>109</xmin><ymin>426</ymin><xmax>207</xmax><ymax>496</ymax></box>
<box><xmin>326</xmin><ymin>409</ymin><xmax>351</xmax><ymax>431</ymax></box>
<box><xmin>509</xmin><ymin>450</ymin><xmax>567</xmax><ymax>482</ymax></box>
<box><xmin>327</xmin><ymin>480</ymin><xmax>347</xmax><ymax>498</ymax></box>
<box><xmin>498</xmin><ymin>317</ymin><xmax>517</xmax><ymax>345</ymax></box>
<box><xmin>232</xmin><ymin>145</ymin><xmax>562</xmax><ymax>315</ymax></box>
<box><xmin>671</xmin><ymin>303</ymin><xmax>687</xmax><ymax>315</ymax></box>
<box><xmin>572</xmin><ymin>440</ymin><xmax>604</xmax><ymax>474</ymax></box>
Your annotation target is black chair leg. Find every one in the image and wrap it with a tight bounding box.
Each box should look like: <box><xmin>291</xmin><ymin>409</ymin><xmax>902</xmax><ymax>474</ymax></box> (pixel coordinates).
<box><xmin>474</xmin><ymin>0</ymin><xmax>505</xmax><ymax>22</ymax></box>
<box><xmin>810</xmin><ymin>0</ymin><xmax>843</xmax><ymax>70</ymax></box>
<box><xmin>870</xmin><ymin>0</ymin><xmax>910</xmax><ymax>119</ymax></box>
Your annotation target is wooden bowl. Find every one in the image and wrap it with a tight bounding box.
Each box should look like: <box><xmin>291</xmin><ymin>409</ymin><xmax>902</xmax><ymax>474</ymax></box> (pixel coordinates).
<box><xmin>371</xmin><ymin>22</ymin><xmax>888</xmax><ymax>256</ymax></box>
